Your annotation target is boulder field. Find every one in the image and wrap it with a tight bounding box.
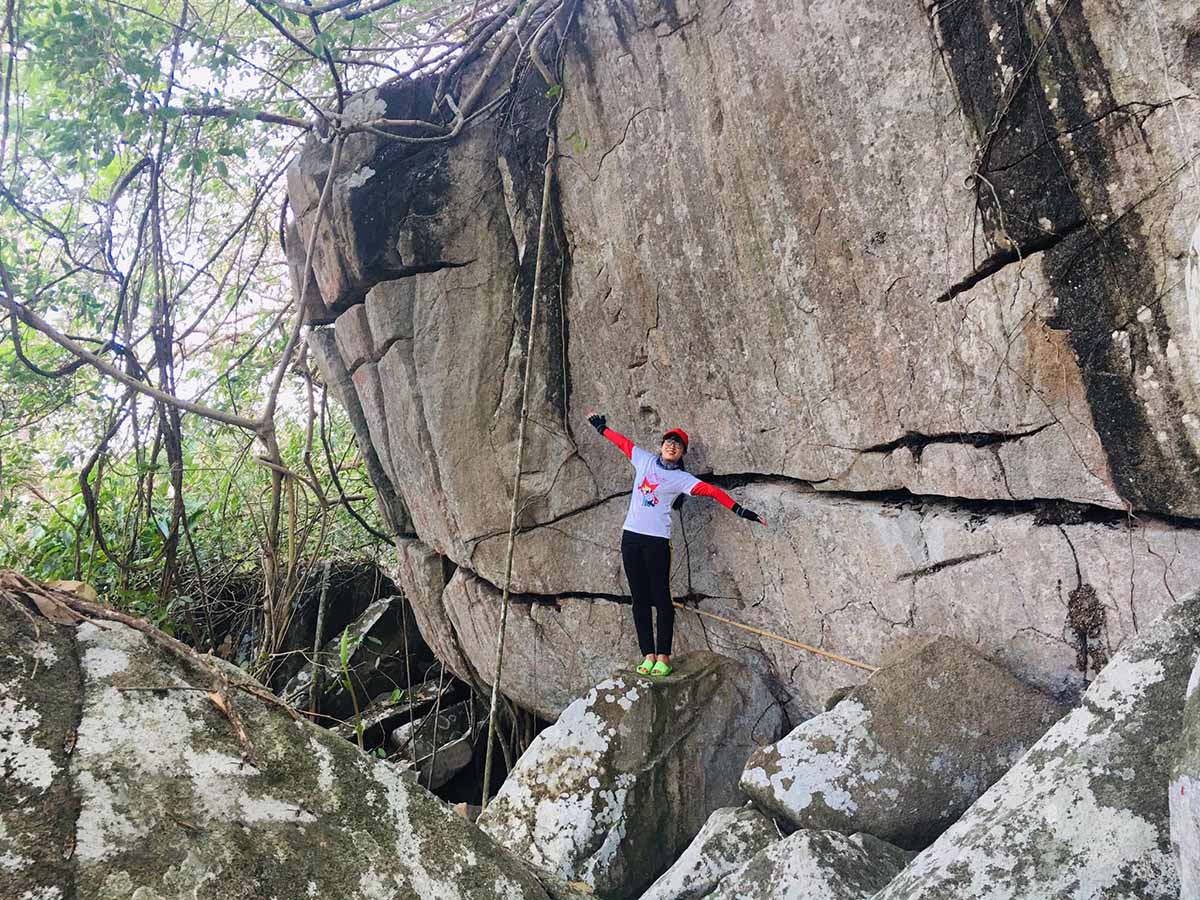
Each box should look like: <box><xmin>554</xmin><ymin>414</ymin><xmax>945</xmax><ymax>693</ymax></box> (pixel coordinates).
<box><xmin>7</xmin><ymin>589</ymin><xmax>1200</xmax><ymax>898</ymax></box>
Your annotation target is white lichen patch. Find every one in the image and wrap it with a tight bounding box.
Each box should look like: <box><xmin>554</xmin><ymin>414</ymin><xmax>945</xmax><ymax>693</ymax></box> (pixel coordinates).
<box><xmin>74</xmin><ymin>769</ymin><xmax>147</xmax><ymax>862</ymax></box>
<box><xmin>1086</xmin><ymin>656</ymin><xmax>1165</xmax><ymax>719</ymax></box>
<box><xmin>310</xmin><ymin>737</ymin><xmax>338</xmax><ymax>802</ymax></box>
<box><xmin>0</xmin><ymin>848</ymin><xmax>31</xmax><ymax>873</ymax></box>
<box><xmin>341</xmin><ymin>90</ymin><xmax>386</xmax><ymax>125</ymax></box>
<box><xmin>18</xmin><ymin>888</ymin><xmax>63</xmax><ymax>900</ymax></box>
<box><xmin>643</xmin><ymin>806</ymin><xmax>779</xmax><ymax>900</ymax></box>
<box><xmin>343</xmin><ymin>166</ymin><xmax>376</xmax><ymax>189</ymax></box>
<box><xmin>741</xmin><ymin>699</ymin><xmax>875</xmax><ymax>818</ymax></box>
<box><xmin>28</xmin><ymin>641</ymin><xmax>60</xmax><ymax>668</ymax></box>
<box><xmin>0</xmin><ymin>694</ymin><xmax>57</xmax><ymax>791</ymax></box>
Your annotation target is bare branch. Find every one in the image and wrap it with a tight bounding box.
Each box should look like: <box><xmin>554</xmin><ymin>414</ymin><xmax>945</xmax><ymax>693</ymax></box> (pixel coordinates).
<box><xmin>177</xmin><ymin>105</ymin><xmax>313</xmax><ymax>131</ymax></box>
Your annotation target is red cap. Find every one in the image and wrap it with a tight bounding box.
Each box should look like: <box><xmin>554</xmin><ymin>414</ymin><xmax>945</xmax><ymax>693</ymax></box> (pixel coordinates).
<box><xmin>662</xmin><ymin>428</ymin><xmax>689</xmax><ymax>451</ymax></box>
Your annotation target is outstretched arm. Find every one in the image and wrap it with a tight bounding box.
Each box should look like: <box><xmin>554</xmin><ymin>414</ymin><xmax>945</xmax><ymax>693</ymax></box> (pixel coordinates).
<box><xmin>690</xmin><ymin>481</ymin><xmax>768</xmax><ymax>526</ymax></box>
<box><xmin>587</xmin><ymin>413</ymin><xmax>634</xmax><ymax>460</ymax></box>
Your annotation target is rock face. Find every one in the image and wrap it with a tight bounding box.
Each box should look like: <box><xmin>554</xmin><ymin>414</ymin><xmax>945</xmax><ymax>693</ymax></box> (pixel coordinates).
<box><xmin>707</xmin><ymin>830</ymin><xmax>909</xmax><ymax>900</ymax></box>
<box><xmin>1170</xmin><ymin>653</ymin><xmax>1200</xmax><ymax>896</ymax></box>
<box><xmin>295</xmin><ymin>1</ymin><xmax>1200</xmax><ymax>720</ymax></box>
<box><xmin>875</xmin><ymin>591</ymin><xmax>1200</xmax><ymax>900</ymax></box>
<box><xmin>640</xmin><ymin>805</ymin><xmax>781</xmax><ymax>900</ymax></box>
<box><xmin>476</xmin><ymin>652</ymin><xmax>784</xmax><ymax>898</ymax></box>
<box><xmin>0</xmin><ymin>600</ymin><xmax>559</xmax><ymax>900</ymax></box>
<box><xmin>740</xmin><ymin>636</ymin><xmax>1067</xmax><ymax>848</ymax></box>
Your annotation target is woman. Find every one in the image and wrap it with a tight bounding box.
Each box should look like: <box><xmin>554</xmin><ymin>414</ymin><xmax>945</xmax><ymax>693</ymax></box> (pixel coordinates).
<box><xmin>587</xmin><ymin>413</ymin><xmax>767</xmax><ymax>677</ymax></box>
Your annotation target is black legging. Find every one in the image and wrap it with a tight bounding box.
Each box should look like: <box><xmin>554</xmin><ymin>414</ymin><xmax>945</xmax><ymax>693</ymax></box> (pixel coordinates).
<box><xmin>621</xmin><ymin>529</ymin><xmax>674</xmax><ymax>656</ymax></box>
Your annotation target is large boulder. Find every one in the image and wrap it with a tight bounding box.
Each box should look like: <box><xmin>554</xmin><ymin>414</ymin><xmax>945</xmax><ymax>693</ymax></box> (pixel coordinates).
<box><xmin>640</xmin><ymin>805</ymin><xmax>781</xmax><ymax>900</ymax></box>
<box><xmin>875</xmin><ymin>591</ymin><xmax>1200</xmax><ymax>900</ymax></box>
<box><xmin>707</xmin><ymin>830</ymin><xmax>909</xmax><ymax>900</ymax></box>
<box><xmin>301</xmin><ymin>0</ymin><xmax>1200</xmax><ymax>729</ymax></box>
<box><xmin>477</xmin><ymin>652</ymin><xmax>785</xmax><ymax>898</ymax></box>
<box><xmin>0</xmin><ymin>597</ymin><xmax>558</xmax><ymax>900</ymax></box>
<box><xmin>740</xmin><ymin>636</ymin><xmax>1067</xmax><ymax>848</ymax></box>
<box><xmin>1170</xmin><ymin>653</ymin><xmax>1200</xmax><ymax>896</ymax></box>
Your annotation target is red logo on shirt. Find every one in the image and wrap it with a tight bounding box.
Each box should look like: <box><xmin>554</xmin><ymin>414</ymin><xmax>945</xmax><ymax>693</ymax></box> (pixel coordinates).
<box><xmin>638</xmin><ymin>476</ymin><xmax>660</xmax><ymax>507</ymax></box>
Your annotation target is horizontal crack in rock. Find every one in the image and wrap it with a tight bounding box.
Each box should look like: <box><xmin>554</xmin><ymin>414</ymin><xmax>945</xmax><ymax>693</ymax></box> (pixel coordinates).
<box><xmin>858</xmin><ymin>422</ymin><xmax>1054</xmax><ymax>461</ymax></box>
<box><xmin>933</xmin><ymin>220</ymin><xmax>1087</xmax><ymax>303</ymax></box>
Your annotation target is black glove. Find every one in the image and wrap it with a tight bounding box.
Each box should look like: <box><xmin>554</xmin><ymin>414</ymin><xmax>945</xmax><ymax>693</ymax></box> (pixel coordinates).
<box><xmin>732</xmin><ymin>503</ymin><xmax>763</xmax><ymax>524</ymax></box>
<box><xmin>587</xmin><ymin>413</ymin><xmax>607</xmax><ymax>434</ymax></box>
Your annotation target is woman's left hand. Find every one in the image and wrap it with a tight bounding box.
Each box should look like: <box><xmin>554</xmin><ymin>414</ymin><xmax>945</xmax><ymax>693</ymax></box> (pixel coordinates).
<box><xmin>732</xmin><ymin>503</ymin><xmax>767</xmax><ymax>526</ymax></box>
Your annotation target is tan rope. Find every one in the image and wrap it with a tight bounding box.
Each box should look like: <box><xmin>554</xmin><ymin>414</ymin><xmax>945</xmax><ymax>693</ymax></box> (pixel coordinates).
<box><xmin>673</xmin><ymin>601</ymin><xmax>880</xmax><ymax>674</ymax></box>
<box><xmin>480</xmin><ymin>131</ymin><xmax>557</xmax><ymax>811</ymax></box>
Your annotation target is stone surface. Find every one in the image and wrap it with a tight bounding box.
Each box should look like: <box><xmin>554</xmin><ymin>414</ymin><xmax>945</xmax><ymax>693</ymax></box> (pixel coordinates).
<box><xmin>0</xmin><ymin>599</ymin><xmax>559</xmax><ymax>900</ymax></box>
<box><xmin>708</xmin><ymin>830</ymin><xmax>909</xmax><ymax>900</ymax></box>
<box><xmin>741</xmin><ymin>636</ymin><xmax>1067</xmax><ymax>848</ymax></box>
<box><xmin>640</xmin><ymin>805</ymin><xmax>781</xmax><ymax>900</ymax></box>
<box><xmin>0</xmin><ymin>606</ymin><xmax>79</xmax><ymax>900</ymax></box>
<box><xmin>282</xmin><ymin>595</ymin><xmax>432</xmax><ymax>722</ymax></box>
<box><xmin>331</xmin><ymin>667</ymin><xmax>459</xmax><ymax>749</ymax></box>
<box><xmin>477</xmin><ymin>652</ymin><xmax>784</xmax><ymax>898</ymax></box>
<box><xmin>335</xmin><ymin>302</ymin><xmax>373</xmax><ymax>373</ymax></box>
<box><xmin>390</xmin><ymin>698</ymin><xmax>475</xmax><ymax>790</ymax></box>
<box><xmin>875</xmin><ymin>591</ymin><xmax>1200</xmax><ymax>900</ymax></box>
<box><xmin>295</xmin><ymin>1</ymin><xmax>1200</xmax><ymax>724</ymax></box>
<box><xmin>1170</xmin><ymin>652</ymin><xmax>1200</xmax><ymax>897</ymax></box>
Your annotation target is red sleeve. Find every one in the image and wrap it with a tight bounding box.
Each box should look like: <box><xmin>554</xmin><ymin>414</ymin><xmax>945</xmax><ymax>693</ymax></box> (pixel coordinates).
<box><xmin>602</xmin><ymin>427</ymin><xmax>634</xmax><ymax>460</ymax></box>
<box><xmin>690</xmin><ymin>480</ymin><xmax>736</xmax><ymax>510</ymax></box>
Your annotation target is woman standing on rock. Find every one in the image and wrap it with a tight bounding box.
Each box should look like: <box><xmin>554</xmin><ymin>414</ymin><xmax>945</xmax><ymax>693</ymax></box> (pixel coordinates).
<box><xmin>587</xmin><ymin>414</ymin><xmax>767</xmax><ymax>677</ymax></box>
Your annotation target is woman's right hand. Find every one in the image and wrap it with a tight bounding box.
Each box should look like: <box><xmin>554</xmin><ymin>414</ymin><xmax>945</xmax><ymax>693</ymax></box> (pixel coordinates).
<box><xmin>587</xmin><ymin>413</ymin><xmax>607</xmax><ymax>434</ymax></box>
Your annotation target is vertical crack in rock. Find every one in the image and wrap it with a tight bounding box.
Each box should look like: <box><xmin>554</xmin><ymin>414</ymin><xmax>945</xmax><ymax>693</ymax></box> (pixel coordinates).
<box><xmin>932</xmin><ymin>0</ymin><xmax>1200</xmax><ymax>514</ymax></box>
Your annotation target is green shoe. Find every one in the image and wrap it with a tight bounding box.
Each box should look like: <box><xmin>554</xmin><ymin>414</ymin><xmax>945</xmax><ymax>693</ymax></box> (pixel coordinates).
<box><xmin>636</xmin><ymin>658</ymin><xmax>654</xmax><ymax>676</ymax></box>
<box><xmin>650</xmin><ymin>660</ymin><xmax>673</xmax><ymax>677</ymax></box>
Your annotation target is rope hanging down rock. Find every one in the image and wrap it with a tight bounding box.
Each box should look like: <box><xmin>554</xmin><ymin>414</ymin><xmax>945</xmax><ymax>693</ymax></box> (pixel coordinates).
<box><xmin>480</xmin><ymin>131</ymin><xmax>558</xmax><ymax>811</ymax></box>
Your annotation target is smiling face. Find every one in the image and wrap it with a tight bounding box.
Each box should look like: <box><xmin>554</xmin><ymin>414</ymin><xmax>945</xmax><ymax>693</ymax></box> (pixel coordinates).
<box><xmin>661</xmin><ymin>438</ymin><xmax>684</xmax><ymax>463</ymax></box>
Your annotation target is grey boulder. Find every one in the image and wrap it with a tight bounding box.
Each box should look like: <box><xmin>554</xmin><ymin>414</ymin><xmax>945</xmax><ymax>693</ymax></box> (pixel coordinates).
<box><xmin>876</xmin><ymin>591</ymin><xmax>1200</xmax><ymax>900</ymax></box>
<box><xmin>283</xmin><ymin>595</ymin><xmax>430</xmax><ymax>720</ymax></box>
<box><xmin>639</xmin><ymin>805</ymin><xmax>781</xmax><ymax>900</ymax></box>
<box><xmin>740</xmin><ymin>636</ymin><xmax>1066</xmax><ymax>847</ymax></box>
<box><xmin>708</xmin><ymin>830</ymin><xmax>908</xmax><ymax>900</ymax></box>
<box><xmin>0</xmin><ymin>598</ymin><xmax>556</xmax><ymax>900</ymax></box>
<box><xmin>478</xmin><ymin>652</ymin><xmax>785</xmax><ymax>899</ymax></box>
<box><xmin>391</xmin><ymin>698</ymin><xmax>476</xmax><ymax>789</ymax></box>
